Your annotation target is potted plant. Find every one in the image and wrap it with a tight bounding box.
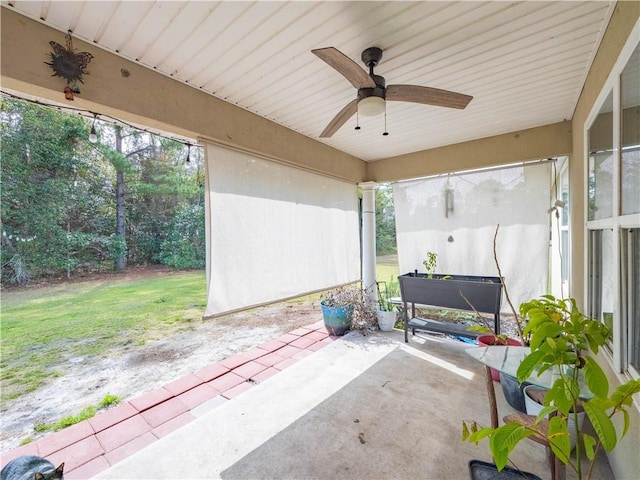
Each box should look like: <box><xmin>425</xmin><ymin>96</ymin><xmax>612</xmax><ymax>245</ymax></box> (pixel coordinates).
<box><xmin>463</xmin><ymin>295</ymin><xmax>640</xmax><ymax>480</ymax></box>
<box><xmin>399</xmin><ymin>250</ymin><xmax>504</xmax><ymax>342</ymax></box>
<box><xmin>376</xmin><ymin>280</ymin><xmax>399</xmax><ymax>332</ymax></box>
<box><xmin>422</xmin><ymin>251</ymin><xmax>439</xmax><ymax>278</ymax></box>
<box><xmin>320</xmin><ymin>285</ymin><xmax>378</xmax><ymax>336</ymax></box>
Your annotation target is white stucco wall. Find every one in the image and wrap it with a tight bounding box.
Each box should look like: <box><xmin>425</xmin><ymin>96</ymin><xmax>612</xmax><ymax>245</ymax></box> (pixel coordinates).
<box><xmin>393</xmin><ymin>162</ymin><xmax>551</xmax><ymax>313</ymax></box>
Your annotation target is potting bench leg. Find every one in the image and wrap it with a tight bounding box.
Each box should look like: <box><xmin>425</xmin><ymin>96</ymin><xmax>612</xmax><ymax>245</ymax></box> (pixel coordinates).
<box><xmin>484</xmin><ymin>366</ymin><xmax>499</xmax><ymax>428</ymax></box>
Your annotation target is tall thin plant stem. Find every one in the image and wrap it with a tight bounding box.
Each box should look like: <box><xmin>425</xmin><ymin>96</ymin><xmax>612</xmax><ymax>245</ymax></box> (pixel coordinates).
<box><xmin>493</xmin><ymin>224</ymin><xmax>524</xmax><ymax>341</ymax></box>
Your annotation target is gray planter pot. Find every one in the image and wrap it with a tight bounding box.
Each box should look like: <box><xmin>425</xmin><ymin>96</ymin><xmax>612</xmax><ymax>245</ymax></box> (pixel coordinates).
<box><xmin>498</xmin><ymin>371</ymin><xmax>531</xmax><ymax>413</ymax></box>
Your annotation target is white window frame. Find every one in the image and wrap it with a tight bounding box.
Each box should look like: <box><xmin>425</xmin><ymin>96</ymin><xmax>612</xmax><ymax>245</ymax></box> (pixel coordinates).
<box><xmin>584</xmin><ymin>19</ymin><xmax>640</xmax><ymax>377</ymax></box>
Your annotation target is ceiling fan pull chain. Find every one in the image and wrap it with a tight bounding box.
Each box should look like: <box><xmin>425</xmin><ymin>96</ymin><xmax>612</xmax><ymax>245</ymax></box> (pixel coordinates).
<box><xmin>383</xmin><ymin>103</ymin><xmax>389</xmax><ymax>136</ymax></box>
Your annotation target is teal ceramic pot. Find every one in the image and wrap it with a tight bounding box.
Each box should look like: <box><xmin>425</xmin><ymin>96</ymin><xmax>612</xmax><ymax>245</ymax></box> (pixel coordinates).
<box><xmin>320</xmin><ymin>301</ymin><xmax>353</xmax><ymax>336</ymax></box>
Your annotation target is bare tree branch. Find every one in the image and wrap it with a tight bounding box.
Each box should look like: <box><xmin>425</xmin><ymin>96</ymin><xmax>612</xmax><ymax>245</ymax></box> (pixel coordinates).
<box><xmin>493</xmin><ymin>224</ymin><xmax>524</xmax><ymax>341</ymax></box>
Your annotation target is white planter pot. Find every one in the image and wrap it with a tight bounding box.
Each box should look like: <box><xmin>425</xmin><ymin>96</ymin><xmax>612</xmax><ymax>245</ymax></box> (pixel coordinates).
<box><xmin>377</xmin><ymin>310</ymin><xmax>397</xmax><ymax>331</ymax></box>
<box><xmin>523</xmin><ymin>385</ymin><xmax>585</xmax><ymax>450</ymax></box>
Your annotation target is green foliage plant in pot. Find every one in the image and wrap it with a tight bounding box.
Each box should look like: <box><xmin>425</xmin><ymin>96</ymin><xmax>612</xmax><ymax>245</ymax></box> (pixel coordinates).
<box><xmin>422</xmin><ymin>251</ymin><xmax>438</xmax><ymax>278</ymax></box>
<box><xmin>376</xmin><ymin>280</ymin><xmax>399</xmax><ymax>332</ymax></box>
<box><xmin>320</xmin><ymin>285</ymin><xmax>378</xmax><ymax>336</ymax></box>
<box><xmin>463</xmin><ymin>295</ymin><xmax>640</xmax><ymax>480</ymax></box>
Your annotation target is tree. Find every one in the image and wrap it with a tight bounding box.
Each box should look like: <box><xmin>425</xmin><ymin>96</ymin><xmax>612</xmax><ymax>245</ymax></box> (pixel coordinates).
<box><xmin>375</xmin><ymin>184</ymin><xmax>397</xmax><ymax>255</ymax></box>
<box><xmin>126</xmin><ymin>136</ymin><xmax>204</xmax><ymax>267</ymax></box>
<box><xmin>95</xmin><ymin>124</ymin><xmax>204</xmax><ymax>270</ymax></box>
<box><xmin>157</xmin><ymin>203</ymin><xmax>206</xmax><ymax>269</ymax></box>
<box><xmin>1</xmin><ymin>96</ymin><xmax>206</xmax><ymax>285</ymax></box>
<box><xmin>0</xmin><ymin>97</ymin><xmax>112</xmax><ymax>282</ymax></box>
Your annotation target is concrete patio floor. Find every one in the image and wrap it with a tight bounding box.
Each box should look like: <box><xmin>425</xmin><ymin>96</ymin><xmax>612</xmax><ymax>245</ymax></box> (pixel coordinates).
<box><xmin>93</xmin><ymin>329</ymin><xmax>612</xmax><ymax>480</ymax></box>
<box><xmin>1</xmin><ymin>323</ymin><xmax>614</xmax><ymax>479</ymax></box>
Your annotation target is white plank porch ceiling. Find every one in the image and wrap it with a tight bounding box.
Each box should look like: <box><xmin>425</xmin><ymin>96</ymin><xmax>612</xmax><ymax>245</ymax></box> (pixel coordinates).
<box><xmin>1</xmin><ymin>1</ymin><xmax>616</xmax><ymax>161</ymax></box>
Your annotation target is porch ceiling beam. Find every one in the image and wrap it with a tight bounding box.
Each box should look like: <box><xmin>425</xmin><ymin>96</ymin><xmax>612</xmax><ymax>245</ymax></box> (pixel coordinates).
<box><xmin>366</xmin><ymin>121</ymin><xmax>572</xmax><ymax>183</ymax></box>
<box><xmin>0</xmin><ymin>8</ymin><xmax>366</xmax><ymax>183</ymax></box>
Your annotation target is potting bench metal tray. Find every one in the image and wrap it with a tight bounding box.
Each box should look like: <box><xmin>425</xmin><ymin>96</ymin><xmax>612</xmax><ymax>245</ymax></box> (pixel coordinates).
<box><xmin>406</xmin><ymin>317</ymin><xmax>481</xmax><ymax>337</ymax></box>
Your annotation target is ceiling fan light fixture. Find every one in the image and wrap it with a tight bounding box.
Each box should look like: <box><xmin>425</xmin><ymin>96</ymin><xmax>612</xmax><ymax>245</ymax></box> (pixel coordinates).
<box><xmin>358</xmin><ymin>96</ymin><xmax>385</xmax><ymax>117</ymax></box>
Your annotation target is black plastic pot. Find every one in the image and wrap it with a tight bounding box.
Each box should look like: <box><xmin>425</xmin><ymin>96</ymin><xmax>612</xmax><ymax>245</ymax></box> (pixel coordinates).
<box><xmin>468</xmin><ymin>460</ymin><xmax>542</xmax><ymax>480</ymax></box>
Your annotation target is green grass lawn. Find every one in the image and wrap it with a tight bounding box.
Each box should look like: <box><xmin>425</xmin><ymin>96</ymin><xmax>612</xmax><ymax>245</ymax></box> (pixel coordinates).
<box><xmin>1</xmin><ymin>271</ymin><xmax>206</xmax><ymax>404</ymax></box>
<box><xmin>376</xmin><ymin>254</ymin><xmax>400</xmax><ymax>296</ymax></box>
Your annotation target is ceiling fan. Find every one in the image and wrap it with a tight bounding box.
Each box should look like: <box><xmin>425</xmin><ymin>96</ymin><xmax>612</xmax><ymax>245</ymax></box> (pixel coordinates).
<box><xmin>311</xmin><ymin>46</ymin><xmax>473</xmax><ymax>138</ymax></box>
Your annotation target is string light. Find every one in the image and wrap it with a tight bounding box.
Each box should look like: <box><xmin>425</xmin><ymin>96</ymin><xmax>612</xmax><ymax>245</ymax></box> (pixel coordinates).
<box><xmin>88</xmin><ymin>113</ymin><xmax>98</xmax><ymax>143</ymax></box>
<box><xmin>1</xmin><ymin>90</ymin><xmax>198</xmax><ymax>149</ymax></box>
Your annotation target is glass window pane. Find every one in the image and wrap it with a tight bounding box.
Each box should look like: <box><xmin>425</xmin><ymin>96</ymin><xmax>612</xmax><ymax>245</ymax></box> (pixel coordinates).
<box><xmin>588</xmin><ymin>92</ymin><xmax>614</xmax><ymax>220</ymax></box>
<box><xmin>589</xmin><ymin>229</ymin><xmax>614</xmax><ymax>336</ymax></box>
<box><xmin>601</xmin><ymin>229</ymin><xmax>615</xmax><ymax>333</ymax></box>
<box><xmin>626</xmin><ymin>229</ymin><xmax>640</xmax><ymax>371</ymax></box>
<box><xmin>561</xmin><ymin>230</ymin><xmax>569</xmax><ymax>283</ymax></box>
<box><xmin>621</xmin><ymin>44</ymin><xmax>640</xmax><ymax>215</ymax></box>
<box><xmin>560</xmin><ymin>171</ymin><xmax>569</xmax><ymax>283</ymax></box>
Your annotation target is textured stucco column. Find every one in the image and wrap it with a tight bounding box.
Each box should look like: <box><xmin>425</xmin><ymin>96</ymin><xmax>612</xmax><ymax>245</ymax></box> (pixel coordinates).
<box><xmin>359</xmin><ymin>182</ymin><xmax>378</xmax><ymax>306</ymax></box>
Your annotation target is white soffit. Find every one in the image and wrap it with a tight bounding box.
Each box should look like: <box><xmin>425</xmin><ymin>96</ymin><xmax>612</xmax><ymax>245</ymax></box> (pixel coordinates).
<box><xmin>1</xmin><ymin>1</ymin><xmax>616</xmax><ymax>161</ymax></box>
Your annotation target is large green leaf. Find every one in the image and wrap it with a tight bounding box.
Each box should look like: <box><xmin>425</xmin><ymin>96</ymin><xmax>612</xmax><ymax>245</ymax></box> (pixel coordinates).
<box><xmin>583</xmin><ymin>356</ymin><xmax>609</xmax><ymax>398</ymax></box>
<box><xmin>516</xmin><ymin>349</ymin><xmax>546</xmax><ymax>383</ymax></box>
<box><xmin>546</xmin><ymin>376</ymin><xmax>579</xmax><ymax>415</ymax></box>
<box><xmin>547</xmin><ymin>415</ymin><xmax>571</xmax><ymax>462</ymax></box>
<box><xmin>582</xmin><ymin>433</ymin><xmax>597</xmax><ymax>461</ymax></box>
<box><xmin>536</xmin><ymin>405</ymin><xmax>558</xmax><ymax>421</ymax></box>
<box><xmin>584</xmin><ymin>401</ymin><xmax>617</xmax><ymax>450</ymax></box>
<box><xmin>529</xmin><ymin>322</ymin><xmax>563</xmax><ymax>350</ymax></box>
<box><xmin>620</xmin><ymin>409</ymin><xmax>630</xmax><ymax>439</ymax></box>
<box><xmin>611</xmin><ymin>379</ymin><xmax>640</xmax><ymax>406</ymax></box>
<box><xmin>489</xmin><ymin>423</ymin><xmax>531</xmax><ymax>471</ymax></box>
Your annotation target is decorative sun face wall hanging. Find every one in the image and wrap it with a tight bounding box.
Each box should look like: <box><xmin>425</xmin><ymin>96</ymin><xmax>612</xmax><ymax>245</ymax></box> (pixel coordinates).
<box><xmin>45</xmin><ymin>30</ymin><xmax>93</xmax><ymax>101</ymax></box>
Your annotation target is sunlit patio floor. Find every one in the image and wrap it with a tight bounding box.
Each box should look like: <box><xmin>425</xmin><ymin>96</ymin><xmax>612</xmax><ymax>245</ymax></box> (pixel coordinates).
<box><xmin>2</xmin><ymin>324</ymin><xmax>614</xmax><ymax>479</ymax></box>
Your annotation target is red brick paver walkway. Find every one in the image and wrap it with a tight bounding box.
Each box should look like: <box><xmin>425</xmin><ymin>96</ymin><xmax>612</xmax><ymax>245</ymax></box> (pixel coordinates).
<box><xmin>0</xmin><ymin>321</ymin><xmax>335</xmax><ymax>479</ymax></box>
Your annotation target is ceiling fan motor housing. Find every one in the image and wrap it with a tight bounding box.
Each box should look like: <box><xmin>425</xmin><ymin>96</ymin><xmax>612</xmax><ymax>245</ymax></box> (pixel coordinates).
<box><xmin>357</xmin><ymin>85</ymin><xmax>385</xmax><ymax>102</ymax></box>
<box><xmin>359</xmin><ymin>47</ymin><xmax>386</xmax><ymax>106</ymax></box>
<box><xmin>361</xmin><ymin>47</ymin><xmax>383</xmax><ymax>68</ymax></box>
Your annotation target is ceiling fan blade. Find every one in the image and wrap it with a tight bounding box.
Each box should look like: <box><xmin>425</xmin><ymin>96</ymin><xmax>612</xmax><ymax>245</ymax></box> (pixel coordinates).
<box><xmin>312</xmin><ymin>47</ymin><xmax>376</xmax><ymax>89</ymax></box>
<box><xmin>320</xmin><ymin>99</ymin><xmax>358</xmax><ymax>138</ymax></box>
<box><xmin>386</xmin><ymin>84</ymin><xmax>473</xmax><ymax>109</ymax></box>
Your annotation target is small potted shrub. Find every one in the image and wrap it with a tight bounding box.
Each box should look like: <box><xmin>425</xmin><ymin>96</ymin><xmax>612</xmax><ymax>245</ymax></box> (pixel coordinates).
<box><xmin>320</xmin><ymin>285</ymin><xmax>378</xmax><ymax>336</ymax></box>
<box><xmin>376</xmin><ymin>280</ymin><xmax>399</xmax><ymax>331</ymax></box>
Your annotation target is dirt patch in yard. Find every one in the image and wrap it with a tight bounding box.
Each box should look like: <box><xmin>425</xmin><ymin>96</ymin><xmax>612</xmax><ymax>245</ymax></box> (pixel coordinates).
<box><xmin>0</xmin><ymin>272</ymin><xmax>322</xmax><ymax>454</ymax></box>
